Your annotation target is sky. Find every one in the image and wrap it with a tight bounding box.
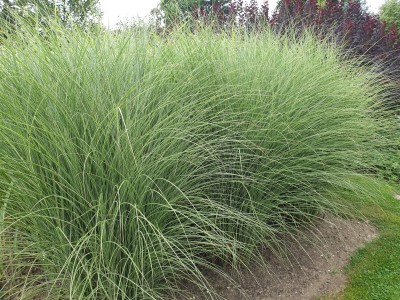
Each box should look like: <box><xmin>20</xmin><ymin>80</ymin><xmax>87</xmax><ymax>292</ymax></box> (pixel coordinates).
<box><xmin>99</xmin><ymin>0</ymin><xmax>386</xmax><ymax>28</ymax></box>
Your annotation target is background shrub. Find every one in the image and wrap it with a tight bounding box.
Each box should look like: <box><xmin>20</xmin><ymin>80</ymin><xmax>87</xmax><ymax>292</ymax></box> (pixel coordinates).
<box><xmin>380</xmin><ymin>0</ymin><xmax>400</xmax><ymax>32</ymax></box>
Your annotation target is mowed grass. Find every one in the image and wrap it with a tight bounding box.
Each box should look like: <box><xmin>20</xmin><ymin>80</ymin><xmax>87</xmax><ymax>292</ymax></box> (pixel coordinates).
<box><xmin>323</xmin><ymin>176</ymin><xmax>400</xmax><ymax>300</ymax></box>
<box><xmin>0</xmin><ymin>22</ymin><xmax>394</xmax><ymax>299</ymax></box>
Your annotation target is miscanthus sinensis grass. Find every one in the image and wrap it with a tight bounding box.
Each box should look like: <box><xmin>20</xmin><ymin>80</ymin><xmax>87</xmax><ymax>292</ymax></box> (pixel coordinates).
<box><xmin>0</xmin><ymin>23</ymin><xmax>391</xmax><ymax>299</ymax></box>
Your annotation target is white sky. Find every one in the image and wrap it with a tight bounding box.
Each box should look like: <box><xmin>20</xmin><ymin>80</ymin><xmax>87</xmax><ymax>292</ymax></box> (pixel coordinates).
<box><xmin>100</xmin><ymin>0</ymin><xmax>386</xmax><ymax>28</ymax></box>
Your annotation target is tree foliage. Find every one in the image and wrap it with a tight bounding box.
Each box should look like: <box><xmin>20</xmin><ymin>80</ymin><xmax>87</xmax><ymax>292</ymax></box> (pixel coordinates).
<box><xmin>160</xmin><ymin>0</ymin><xmax>230</xmax><ymax>25</ymax></box>
<box><xmin>380</xmin><ymin>0</ymin><xmax>400</xmax><ymax>31</ymax></box>
<box><xmin>0</xmin><ymin>0</ymin><xmax>100</xmax><ymax>29</ymax></box>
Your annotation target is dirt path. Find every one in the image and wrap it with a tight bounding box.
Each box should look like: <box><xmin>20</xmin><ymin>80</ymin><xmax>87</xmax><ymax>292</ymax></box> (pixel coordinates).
<box><xmin>188</xmin><ymin>215</ymin><xmax>378</xmax><ymax>300</ymax></box>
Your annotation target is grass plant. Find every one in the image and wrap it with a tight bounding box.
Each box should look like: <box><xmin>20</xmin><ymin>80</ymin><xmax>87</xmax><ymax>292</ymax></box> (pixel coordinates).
<box><xmin>0</xmin><ymin>21</ymin><xmax>393</xmax><ymax>299</ymax></box>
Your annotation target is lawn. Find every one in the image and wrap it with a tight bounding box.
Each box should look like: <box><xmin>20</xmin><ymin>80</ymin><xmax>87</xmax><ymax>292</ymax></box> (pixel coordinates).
<box><xmin>328</xmin><ymin>177</ymin><xmax>400</xmax><ymax>300</ymax></box>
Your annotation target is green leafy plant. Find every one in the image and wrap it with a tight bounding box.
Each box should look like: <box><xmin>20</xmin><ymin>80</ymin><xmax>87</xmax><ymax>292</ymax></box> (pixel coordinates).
<box><xmin>376</xmin><ymin>121</ymin><xmax>400</xmax><ymax>183</ymax></box>
<box><xmin>380</xmin><ymin>0</ymin><xmax>400</xmax><ymax>32</ymax></box>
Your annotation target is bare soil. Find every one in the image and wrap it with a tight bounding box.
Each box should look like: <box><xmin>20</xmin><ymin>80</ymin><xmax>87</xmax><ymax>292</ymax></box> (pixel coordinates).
<box><xmin>187</xmin><ymin>214</ymin><xmax>378</xmax><ymax>300</ymax></box>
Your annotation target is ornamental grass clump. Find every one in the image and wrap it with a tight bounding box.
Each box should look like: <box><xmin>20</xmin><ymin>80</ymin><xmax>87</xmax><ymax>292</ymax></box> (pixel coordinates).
<box><xmin>0</xmin><ymin>22</ymin><xmax>390</xmax><ymax>299</ymax></box>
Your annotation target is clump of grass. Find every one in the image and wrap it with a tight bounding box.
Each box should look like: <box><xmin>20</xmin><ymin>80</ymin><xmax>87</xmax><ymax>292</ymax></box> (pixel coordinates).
<box><xmin>0</xmin><ymin>21</ymin><xmax>392</xmax><ymax>299</ymax></box>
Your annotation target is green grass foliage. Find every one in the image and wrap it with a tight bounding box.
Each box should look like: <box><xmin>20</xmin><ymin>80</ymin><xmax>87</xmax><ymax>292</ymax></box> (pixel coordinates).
<box><xmin>0</xmin><ymin>24</ymin><xmax>392</xmax><ymax>299</ymax></box>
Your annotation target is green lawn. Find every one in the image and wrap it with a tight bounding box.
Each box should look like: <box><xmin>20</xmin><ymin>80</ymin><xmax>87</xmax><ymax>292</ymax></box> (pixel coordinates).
<box><xmin>324</xmin><ymin>176</ymin><xmax>400</xmax><ymax>300</ymax></box>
